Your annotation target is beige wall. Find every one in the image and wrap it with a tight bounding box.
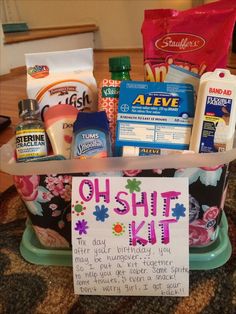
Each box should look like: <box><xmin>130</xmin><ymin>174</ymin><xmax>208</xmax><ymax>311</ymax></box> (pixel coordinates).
<box><xmin>9</xmin><ymin>0</ymin><xmax>204</xmax><ymax>48</ymax></box>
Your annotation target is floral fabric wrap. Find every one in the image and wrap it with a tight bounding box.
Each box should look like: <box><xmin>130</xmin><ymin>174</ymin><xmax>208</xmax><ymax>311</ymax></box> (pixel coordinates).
<box><xmin>122</xmin><ymin>165</ymin><xmax>228</xmax><ymax>247</ymax></box>
<box><xmin>14</xmin><ymin>164</ymin><xmax>228</xmax><ymax>248</ymax></box>
<box><xmin>14</xmin><ymin>174</ymin><xmax>72</xmax><ymax>248</ymax></box>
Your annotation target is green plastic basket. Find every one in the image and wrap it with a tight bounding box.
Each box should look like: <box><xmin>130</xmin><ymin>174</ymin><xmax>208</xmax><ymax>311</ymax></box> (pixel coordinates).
<box><xmin>20</xmin><ymin>212</ymin><xmax>232</xmax><ymax>270</ymax></box>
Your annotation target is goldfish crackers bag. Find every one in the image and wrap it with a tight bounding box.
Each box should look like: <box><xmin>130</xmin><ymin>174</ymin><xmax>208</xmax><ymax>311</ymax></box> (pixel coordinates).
<box><xmin>141</xmin><ymin>6</ymin><xmax>236</xmax><ymax>82</ymax></box>
<box><xmin>25</xmin><ymin>48</ymin><xmax>97</xmax><ymax>119</ymax></box>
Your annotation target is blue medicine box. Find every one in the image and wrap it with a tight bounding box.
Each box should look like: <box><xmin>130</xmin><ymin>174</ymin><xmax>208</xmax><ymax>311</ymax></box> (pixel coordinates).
<box><xmin>115</xmin><ymin>81</ymin><xmax>195</xmax><ymax>154</ymax></box>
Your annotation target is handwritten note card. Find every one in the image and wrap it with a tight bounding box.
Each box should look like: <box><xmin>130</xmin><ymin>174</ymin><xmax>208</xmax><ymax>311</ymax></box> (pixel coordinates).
<box><xmin>71</xmin><ymin>177</ymin><xmax>189</xmax><ymax>296</ymax></box>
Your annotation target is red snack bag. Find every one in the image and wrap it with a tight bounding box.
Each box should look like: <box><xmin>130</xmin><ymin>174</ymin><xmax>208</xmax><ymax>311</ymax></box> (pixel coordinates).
<box><xmin>193</xmin><ymin>0</ymin><xmax>236</xmax><ymax>12</ymax></box>
<box><xmin>141</xmin><ymin>5</ymin><xmax>236</xmax><ymax>82</ymax></box>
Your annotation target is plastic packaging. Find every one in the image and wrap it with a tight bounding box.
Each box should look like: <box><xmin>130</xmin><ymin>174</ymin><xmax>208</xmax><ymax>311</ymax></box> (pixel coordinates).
<box><xmin>141</xmin><ymin>6</ymin><xmax>236</xmax><ymax>82</ymax></box>
<box><xmin>44</xmin><ymin>104</ymin><xmax>78</xmax><ymax>159</ymax></box>
<box><xmin>1</xmin><ymin>138</ymin><xmax>236</xmax><ymax>176</ymax></box>
<box><xmin>19</xmin><ymin>212</ymin><xmax>232</xmax><ymax>269</ymax></box>
<box><xmin>165</xmin><ymin>65</ymin><xmax>200</xmax><ymax>97</ymax></box>
<box><xmin>25</xmin><ymin>48</ymin><xmax>98</xmax><ymax>120</ymax></box>
<box><xmin>190</xmin><ymin>69</ymin><xmax>236</xmax><ymax>153</ymax></box>
<box><xmin>1</xmin><ymin>139</ymin><xmax>236</xmax><ymax>248</ymax></box>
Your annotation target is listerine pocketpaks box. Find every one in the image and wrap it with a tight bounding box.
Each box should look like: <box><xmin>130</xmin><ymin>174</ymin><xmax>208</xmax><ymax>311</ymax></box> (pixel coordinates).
<box><xmin>115</xmin><ymin>81</ymin><xmax>195</xmax><ymax>155</ymax></box>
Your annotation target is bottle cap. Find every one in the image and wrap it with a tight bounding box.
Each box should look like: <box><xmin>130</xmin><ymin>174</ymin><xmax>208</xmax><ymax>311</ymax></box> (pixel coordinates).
<box><xmin>18</xmin><ymin>99</ymin><xmax>40</xmax><ymax>117</ymax></box>
<box><xmin>43</xmin><ymin>104</ymin><xmax>78</xmax><ymax>128</ymax></box>
<box><xmin>73</xmin><ymin>111</ymin><xmax>110</xmax><ymax>133</ymax></box>
<box><xmin>109</xmin><ymin>56</ymin><xmax>131</xmax><ymax>72</ymax></box>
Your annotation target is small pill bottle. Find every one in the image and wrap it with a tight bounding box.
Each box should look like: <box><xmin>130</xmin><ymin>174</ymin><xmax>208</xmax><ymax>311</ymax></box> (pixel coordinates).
<box><xmin>109</xmin><ymin>56</ymin><xmax>131</xmax><ymax>81</ymax></box>
<box><xmin>15</xmin><ymin>99</ymin><xmax>48</xmax><ymax>162</ymax></box>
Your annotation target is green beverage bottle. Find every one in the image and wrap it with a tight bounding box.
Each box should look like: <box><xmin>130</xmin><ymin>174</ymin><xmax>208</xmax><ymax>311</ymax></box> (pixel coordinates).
<box><xmin>109</xmin><ymin>56</ymin><xmax>131</xmax><ymax>80</ymax></box>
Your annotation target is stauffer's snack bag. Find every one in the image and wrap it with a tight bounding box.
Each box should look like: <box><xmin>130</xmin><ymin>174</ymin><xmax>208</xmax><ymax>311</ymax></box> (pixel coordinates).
<box><xmin>141</xmin><ymin>5</ymin><xmax>236</xmax><ymax>82</ymax></box>
<box><xmin>25</xmin><ymin>48</ymin><xmax>97</xmax><ymax>120</ymax></box>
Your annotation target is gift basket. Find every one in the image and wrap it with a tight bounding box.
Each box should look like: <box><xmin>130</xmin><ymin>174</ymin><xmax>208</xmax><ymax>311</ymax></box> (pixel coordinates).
<box><xmin>0</xmin><ymin>1</ymin><xmax>236</xmax><ymax>270</ymax></box>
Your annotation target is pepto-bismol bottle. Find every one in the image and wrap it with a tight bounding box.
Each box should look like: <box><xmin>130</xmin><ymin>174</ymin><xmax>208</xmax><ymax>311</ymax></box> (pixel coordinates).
<box><xmin>16</xmin><ymin>99</ymin><xmax>48</xmax><ymax>162</ymax></box>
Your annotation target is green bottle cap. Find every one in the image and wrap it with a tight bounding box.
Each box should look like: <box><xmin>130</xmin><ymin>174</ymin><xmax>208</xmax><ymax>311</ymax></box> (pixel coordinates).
<box><xmin>109</xmin><ymin>56</ymin><xmax>131</xmax><ymax>72</ymax></box>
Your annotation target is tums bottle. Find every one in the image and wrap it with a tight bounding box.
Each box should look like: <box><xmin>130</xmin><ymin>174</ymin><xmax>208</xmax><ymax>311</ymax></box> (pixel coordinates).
<box><xmin>15</xmin><ymin>99</ymin><xmax>48</xmax><ymax>162</ymax></box>
<box><xmin>71</xmin><ymin>111</ymin><xmax>112</xmax><ymax>159</ymax></box>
